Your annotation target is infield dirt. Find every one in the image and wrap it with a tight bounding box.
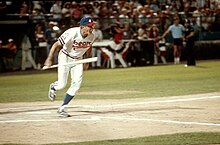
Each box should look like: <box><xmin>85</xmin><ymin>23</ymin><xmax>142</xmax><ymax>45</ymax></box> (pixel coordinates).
<box><xmin>0</xmin><ymin>92</ymin><xmax>220</xmax><ymax>144</ymax></box>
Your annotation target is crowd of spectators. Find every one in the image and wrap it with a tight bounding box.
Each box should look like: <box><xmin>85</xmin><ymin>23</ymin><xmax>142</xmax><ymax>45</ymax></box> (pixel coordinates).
<box><xmin>1</xmin><ymin>0</ymin><xmax>220</xmax><ymax>33</ymax></box>
<box><xmin>0</xmin><ymin>0</ymin><xmax>220</xmax><ymax>71</ymax></box>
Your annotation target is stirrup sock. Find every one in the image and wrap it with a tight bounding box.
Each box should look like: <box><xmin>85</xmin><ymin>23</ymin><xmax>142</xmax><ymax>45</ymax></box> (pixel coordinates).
<box><xmin>62</xmin><ymin>93</ymin><xmax>74</xmax><ymax>106</ymax></box>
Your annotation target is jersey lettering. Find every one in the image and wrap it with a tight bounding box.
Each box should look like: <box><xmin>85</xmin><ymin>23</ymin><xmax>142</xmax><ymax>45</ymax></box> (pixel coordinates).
<box><xmin>72</xmin><ymin>40</ymin><xmax>91</xmax><ymax>49</ymax></box>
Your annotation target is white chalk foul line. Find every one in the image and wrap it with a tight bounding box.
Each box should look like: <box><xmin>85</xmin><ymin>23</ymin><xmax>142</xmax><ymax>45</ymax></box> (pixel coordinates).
<box><xmin>0</xmin><ymin>116</ymin><xmax>220</xmax><ymax>127</ymax></box>
<box><xmin>100</xmin><ymin>116</ymin><xmax>220</xmax><ymax>127</ymax></box>
<box><xmin>0</xmin><ymin>95</ymin><xmax>219</xmax><ymax>111</ymax></box>
<box><xmin>75</xmin><ymin>95</ymin><xmax>220</xmax><ymax>108</ymax></box>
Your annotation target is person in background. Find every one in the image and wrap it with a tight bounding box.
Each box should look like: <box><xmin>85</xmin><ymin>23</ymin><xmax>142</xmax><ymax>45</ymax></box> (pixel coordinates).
<box><xmin>21</xmin><ymin>34</ymin><xmax>37</xmax><ymax>71</ymax></box>
<box><xmin>91</xmin><ymin>24</ymin><xmax>102</xmax><ymax>68</ymax></box>
<box><xmin>183</xmin><ymin>18</ymin><xmax>196</xmax><ymax>67</ymax></box>
<box><xmin>0</xmin><ymin>40</ymin><xmax>4</xmax><ymax>72</ymax></box>
<box><xmin>101</xmin><ymin>22</ymin><xmax>128</xmax><ymax>68</ymax></box>
<box><xmin>158</xmin><ymin>38</ymin><xmax>167</xmax><ymax>64</ymax></box>
<box><xmin>45</xmin><ymin>21</ymin><xmax>60</xmax><ymax>64</ymax></box>
<box><xmin>35</xmin><ymin>23</ymin><xmax>48</xmax><ymax>69</ymax></box>
<box><xmin>0</xmin><ymin>39</ymin><xmax>17</xmax><ymax>70</ymax></box>
<box><xmin>148</xmin><ymin>24</ymin><xmax>160</xmax><ymax>65</ymax></box>
<box><xmin>161</xmin><ymin>17</ymin><xmax>184</xmax><ymax>64</ymax></box>
<box><xmin>50</xmin><ymin>1</ymin><xmax>62</xmax><ymax>22</ymax></box>
<box><xmin>61</xmin><ymin>2</ymin><xmax>71</xmax><ymax>27</ymax></box>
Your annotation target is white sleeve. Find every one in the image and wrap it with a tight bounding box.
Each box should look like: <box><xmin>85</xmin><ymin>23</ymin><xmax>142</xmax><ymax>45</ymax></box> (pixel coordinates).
<box><xmin>58</xmin><ymin>28</ymin><xmax>75</xmax><ymax>46</ymax></box>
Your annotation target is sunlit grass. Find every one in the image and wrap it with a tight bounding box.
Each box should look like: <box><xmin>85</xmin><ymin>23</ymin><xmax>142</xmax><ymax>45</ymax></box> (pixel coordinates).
<box><xmin>0</xmin><ymin>60</ymin><xmax>220</xmax><ymax>103</ymax></box>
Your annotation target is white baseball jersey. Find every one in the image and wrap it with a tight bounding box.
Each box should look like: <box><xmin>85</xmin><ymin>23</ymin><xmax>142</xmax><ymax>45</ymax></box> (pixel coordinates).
<box><xmin>53</xmin><ymin>26</ymin><xmax>96</xmax><ymax>97</ymax></box>
<box><xmin>58</xmin><ymin>27</ymin><xmax>96</xmax><ymax>59</ymax></box>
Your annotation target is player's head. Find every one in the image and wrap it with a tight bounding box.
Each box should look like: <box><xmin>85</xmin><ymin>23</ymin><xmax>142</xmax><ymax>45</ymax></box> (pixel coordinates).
<box><xmin>80</xmin><ymin>16</ymin><xmax>96</xmax><ymax>38</ymax></box>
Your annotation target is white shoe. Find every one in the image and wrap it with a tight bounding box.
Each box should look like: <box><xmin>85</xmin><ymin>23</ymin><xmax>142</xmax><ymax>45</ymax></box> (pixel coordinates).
<box><xmin>48</xmin><ymin>83</ymin><xmax>56</xmax><ymax>101</ymax></box>
<box><xmin>57</xmin><ymin>107</ymin><xmax>71</xmax><ymax>117</ymax></box>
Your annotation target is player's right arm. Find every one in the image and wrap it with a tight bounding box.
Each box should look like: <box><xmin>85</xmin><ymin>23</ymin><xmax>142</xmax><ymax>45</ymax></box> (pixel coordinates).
<box><xmin>44</xmin><ymin>28</ymin><xmax>73</xmax><ymax>66</ymax></box>
<box><xmin>44</xmin><ymin>41</ymin><xmax>62</xmax><ymax>66</ymax></box>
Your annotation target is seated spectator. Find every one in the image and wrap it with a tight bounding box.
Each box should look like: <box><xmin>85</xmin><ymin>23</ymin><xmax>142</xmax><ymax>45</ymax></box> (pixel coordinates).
<box><xmin>0</xmin><ymin>39</ymin><xmax>17</xmax><ymax>70</ymax></box>
<box><xmin>71</xmin><ymin>2</ymin><xmax>82</xmax><ymax>26</ymax></box>
<box><xmin>18</xmin><ymin>2</ymin><xmax>29</xmax><ymax>19</ymax></box>
<box><xmin>50</xmin><ymin>1</ymin><xmax>62</xmax><ymax>22</ymax></box>
<box><xmin>122</xmin><ymin>22</ymin><xmax>133</xmax><ymax>39</ymax></box>
<box><xmin>61</xmin><ymin>2</ymin><xmax>71</xmax><ymax>27</ymax></box>
<box><xmin>137</xmin><ymin>23</ymin><xmax>148</xmax><ymax>40</ymax></box>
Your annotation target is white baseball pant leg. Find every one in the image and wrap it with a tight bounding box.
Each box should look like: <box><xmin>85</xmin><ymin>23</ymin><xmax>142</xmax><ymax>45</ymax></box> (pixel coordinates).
<box><xmin>114</xmin><ymin>53</ymin><xmax>128</xmax><ymax>68</ymax></box>
<box><xmin>101</xmin><ymin>48</ymin><xmax>115</xmax><ymax>68</ymax></box>
<box><xmin>21</xmin><ymin>49</ymin><xmax>37</xmax><ymax>70</ymax></box>
<box><xmin>53</xmin><ymin>52</ymin><xmax>83</xmax><ymax>96</ymax></box>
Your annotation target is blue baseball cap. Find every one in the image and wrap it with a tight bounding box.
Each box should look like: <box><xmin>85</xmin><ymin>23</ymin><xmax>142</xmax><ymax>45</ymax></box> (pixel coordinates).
<box><xmin>80</xmin><ymin>16</ymin><xmax>96</xmax><ymax>27</ymax></box>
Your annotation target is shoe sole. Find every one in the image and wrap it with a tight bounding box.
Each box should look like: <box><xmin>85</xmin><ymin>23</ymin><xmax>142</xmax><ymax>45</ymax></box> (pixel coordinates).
<box><xmin>58</xmin><ymin>112</ymin><xmax>71</xmax><ymax>118</ymax></box>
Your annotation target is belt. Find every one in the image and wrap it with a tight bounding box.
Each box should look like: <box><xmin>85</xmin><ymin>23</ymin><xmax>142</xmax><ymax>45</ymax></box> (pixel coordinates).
<box><xmin>61</xmin><ymin>49</ymin><xmax>80</xmax><ymax>60</ymax></box>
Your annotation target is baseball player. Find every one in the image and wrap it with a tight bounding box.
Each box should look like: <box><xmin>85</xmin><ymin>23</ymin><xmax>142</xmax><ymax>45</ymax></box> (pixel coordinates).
<box><xmin>44</xmin><ymin>16</ymin><xmax>96</xmax><ymax>117</ymax></box>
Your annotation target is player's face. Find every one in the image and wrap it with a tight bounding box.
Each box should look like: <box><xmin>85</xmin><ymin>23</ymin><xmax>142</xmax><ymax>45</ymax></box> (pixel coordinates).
<box><xmin>80</xmin><ymin>25</ymin><xmax>94</xmax><ymax>38</ymax></box>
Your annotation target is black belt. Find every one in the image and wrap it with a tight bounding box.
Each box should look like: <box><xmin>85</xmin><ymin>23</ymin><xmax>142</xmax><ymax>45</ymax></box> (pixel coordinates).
<box><xmin>61</xmin><ymin>50</ymin><xmax>80</xmax><ymax>60</ymax></box>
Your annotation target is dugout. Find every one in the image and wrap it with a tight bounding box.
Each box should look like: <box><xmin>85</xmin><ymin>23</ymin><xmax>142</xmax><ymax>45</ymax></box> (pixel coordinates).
<box><xmin>0</xmin><ymin>20</ymin><xmax>35</xmax><ymax>72</ymax></box>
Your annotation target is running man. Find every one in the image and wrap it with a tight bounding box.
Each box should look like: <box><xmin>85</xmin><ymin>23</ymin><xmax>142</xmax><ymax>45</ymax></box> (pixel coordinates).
<box><xmin>44</xmin><ymin>16</ymin><xmax>96</xmax><ymax>117</ymax></box>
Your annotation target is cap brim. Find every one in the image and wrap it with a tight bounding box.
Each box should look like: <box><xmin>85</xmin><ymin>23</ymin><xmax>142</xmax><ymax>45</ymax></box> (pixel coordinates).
<box><xmin>87</xmin><ymin>22</ymin><xmax>96</xmax><ymax>27</ymax></box>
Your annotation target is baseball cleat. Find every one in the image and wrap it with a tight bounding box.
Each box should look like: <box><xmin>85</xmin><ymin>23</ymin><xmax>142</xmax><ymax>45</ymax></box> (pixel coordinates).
<box><xmin>57</xmin><ymin>108</ymin><xmax>71</xmax><ymax>118</ymax></box>
<box><xmin>48</xmin><ymin>83</ymin><xmax>56</xmax><ymax>101</ymax></box>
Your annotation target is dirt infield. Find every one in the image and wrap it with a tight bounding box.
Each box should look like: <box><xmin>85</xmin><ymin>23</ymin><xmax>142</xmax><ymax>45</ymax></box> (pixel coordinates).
<box><xmin>0</xmin><ymin>92</ymin><xmax>220</xmax><ymax>144</ymax></box>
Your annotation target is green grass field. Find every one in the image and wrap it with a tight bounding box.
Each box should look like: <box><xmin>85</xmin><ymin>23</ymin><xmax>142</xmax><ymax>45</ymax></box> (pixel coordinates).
<box><xmin>0</xmin><ymin>60</ymin><xmax>220</xmax><ymax>103</ymax></box>
<box><xmin>47</xmin><ymin>132</ymin><xmax>220</xmax><ymax>145</ymax></box>
<box><xmin>0</xmin><ymin>60</ymin><xmax>220</xmax><ymax>145</ymax></box>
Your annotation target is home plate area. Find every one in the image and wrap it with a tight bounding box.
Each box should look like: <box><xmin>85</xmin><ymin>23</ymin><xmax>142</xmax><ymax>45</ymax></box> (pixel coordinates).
<box><xmin>0</xmin><ymin>94</ymin><xmax>220</xmax><ymax>124</ymax></box>
<box><xmin>0</xmin><ymin>93</ymin><xmax>220</xmax><ymax>144</ymax></box>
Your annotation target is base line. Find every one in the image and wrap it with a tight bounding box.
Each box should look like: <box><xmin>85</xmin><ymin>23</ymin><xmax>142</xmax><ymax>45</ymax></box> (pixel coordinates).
<box><xmin>0</xmin><ymin>95</ymin><xmax>219</xmax><ymax>111</ymax></box>
<box><xmin>75</xmin><ymin>95</ymin><xmax>220</xmax><ymax>108</ymax></box>
<box><xmin>0</xmin><ymin>116</ymin><xmax>220</xmax><ymax>127</ymax></box>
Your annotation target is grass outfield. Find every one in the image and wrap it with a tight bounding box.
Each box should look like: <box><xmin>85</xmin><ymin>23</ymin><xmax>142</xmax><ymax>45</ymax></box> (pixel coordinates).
<box><xmin>45</xmin><ymin>132</ymin><xmax>220</xmax><ymax>145</ymax></box>
<box><xmin>0</xmin><ymin>60</ymin><xmax>220</xmax><ymax>145</ymax></box>
<box><xmin>0</xmin><ymin>60</ymin><xmax>220</xmax><ymax>103</ymax></box>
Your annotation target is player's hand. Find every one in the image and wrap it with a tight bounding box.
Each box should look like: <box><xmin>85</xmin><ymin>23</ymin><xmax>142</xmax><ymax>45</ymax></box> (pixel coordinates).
<box><xmin>44</xmin><ymin>58</ymin><xmax>53</xmax><ymax>67</ymax></box>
